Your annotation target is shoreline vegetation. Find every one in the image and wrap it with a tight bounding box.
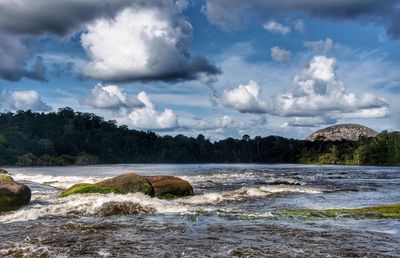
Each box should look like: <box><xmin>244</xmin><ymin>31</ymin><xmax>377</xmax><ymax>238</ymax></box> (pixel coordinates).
<box><xmin>0</xmin><ymin>108</ymin><xmax>399</xmax><ymax>167</ymax></box>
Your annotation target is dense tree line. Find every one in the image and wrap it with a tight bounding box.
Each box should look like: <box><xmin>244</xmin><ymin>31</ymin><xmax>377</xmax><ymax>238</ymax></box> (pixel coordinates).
<box><xmin>0</xmin><ymin>108</ymin><xmax>398</xmax><ymax>166</ymax></box>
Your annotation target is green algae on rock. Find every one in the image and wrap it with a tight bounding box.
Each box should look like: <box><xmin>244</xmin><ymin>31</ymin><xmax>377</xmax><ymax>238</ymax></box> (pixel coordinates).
<box><xmin>0</xmin><ymin>174</ymin><xmax>14</xmax><ymax>183</ymax></box>
<box><xmin>277</xmin><ymin>204</ymin><xmax>400</xmax><ymax>219</ymax></box>
<box><xmin>96</xmin><ymin>173</ymin><xmax>154</xmax><ymax>196</ymax></box>
<box><xmin>59</xmin><ymin>183</ymin><xmax>119</xmax><ymax>197</ymax></box>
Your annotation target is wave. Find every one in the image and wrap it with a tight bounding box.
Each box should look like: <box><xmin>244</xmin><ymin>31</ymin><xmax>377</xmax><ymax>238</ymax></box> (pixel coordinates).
<box><xmin>0</xmin><ymin>184</ymin><xmax>322</xmax><ymax>223</ymax></box>
<box><xmin>10</xmin><ymin>173</ymin><xmax>107</xmax><ymax>189</ymax></box>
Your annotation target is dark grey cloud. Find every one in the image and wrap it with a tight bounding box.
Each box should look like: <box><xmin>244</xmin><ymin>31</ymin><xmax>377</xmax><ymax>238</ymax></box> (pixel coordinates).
<box><xmin>0</xmin><ymin>34</ymin><xmax>47</xmax><ymax>81</ymax></box>
<box><xmin>204</xmin><ymin>0</ymin><xmax>400</xmax><ymax>39</ymax></box>
<box><xmin>0</xmin><ymin>0</ymin><xmax>134</xmax><ymax>36</ymax></box>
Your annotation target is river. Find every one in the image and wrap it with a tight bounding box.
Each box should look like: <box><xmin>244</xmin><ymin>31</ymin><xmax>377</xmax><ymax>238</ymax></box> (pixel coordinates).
<box><xmin>1</xmin><ymin>164</ymin><xmax>400</xmax><ymax>257</ymax></box>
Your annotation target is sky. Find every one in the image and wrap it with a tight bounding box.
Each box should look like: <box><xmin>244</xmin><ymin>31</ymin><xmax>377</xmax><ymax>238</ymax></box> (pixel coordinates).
<box><xmin>0</xmin><ymin>0</ymin><xmax>399</xmax><ymax>140</ymax></box>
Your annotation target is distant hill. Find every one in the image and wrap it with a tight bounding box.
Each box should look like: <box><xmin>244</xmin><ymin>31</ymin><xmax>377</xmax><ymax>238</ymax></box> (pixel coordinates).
<box><xmin>306</xmin><ymin>124</ymin><xmax>378</xmax><ymax>142</ymax></box>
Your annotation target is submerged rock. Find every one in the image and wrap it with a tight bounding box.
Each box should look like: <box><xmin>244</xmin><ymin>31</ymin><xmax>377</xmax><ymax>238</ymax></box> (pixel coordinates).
<box><xmin>59</xmin><ymin>172</ymin><xmax>194</xmax><ymax>199</ymax></box>
<box><xmin>146</xmin><ymin>176</ymin><xmax>194</xmax><ymax>199</ymax></box>
<box><xmin>0</xmin><ymin>174</ymin><xmax>31</xmax><ymax>212</ymax></box>
<box><xmin>97</xmin><ymin>201</ymin><xmax>156</xmax><ymax>217</ymax></box>
<box><xmin>0</xmin><ymin>168</ymin><xmax>8</xmax><ymax>174</ymax></box>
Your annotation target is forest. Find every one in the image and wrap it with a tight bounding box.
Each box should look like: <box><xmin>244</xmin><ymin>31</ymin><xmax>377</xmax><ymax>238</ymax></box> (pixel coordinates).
<box><xmin>0</xmin><ymin>108</ymin><xmax>399</xmax><ymax>166</ymax></box>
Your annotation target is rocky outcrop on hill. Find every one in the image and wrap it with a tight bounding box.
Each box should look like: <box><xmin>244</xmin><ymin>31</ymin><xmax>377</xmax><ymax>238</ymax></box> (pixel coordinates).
<box><xmin>306</xmin><ymin>124</ymin><xmax>377</xmax><ymax>142</ymax></box>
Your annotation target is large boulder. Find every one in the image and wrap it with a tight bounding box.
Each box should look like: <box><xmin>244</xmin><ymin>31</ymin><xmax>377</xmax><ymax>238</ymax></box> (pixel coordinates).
<box><xmin>146</xmin><ymin>176</ymin><xmax>194</xmax><ymax>199</ymax></box>
<box><xmin>96</xmin><ymin>173</ymin><xmax>154</xmax><ymax>196</ymax></box>
<box><xmin>59</xmin><ymin>173</ymin><xmax>194</xmax><ymax>199</ymax></box>
<box><xmin>60</xmin><ymin>173</ymin><xmax>154</xmax><ymax>197</ymax></box>
<box><xmin>0</xmin><ymin>174</ymin><xmax>31</xmax><ymax>212</ymax></box>
<box><xmin>0</xmin><ymin>168</ymin><xmax>8</xmax><ymax>174</ymax></box>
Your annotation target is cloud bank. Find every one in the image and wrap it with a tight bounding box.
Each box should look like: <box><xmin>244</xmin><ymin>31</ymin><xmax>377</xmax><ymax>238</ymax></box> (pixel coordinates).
<box><xmin>203</xmin><ymin>0</ymin><xmax>400</xmax><ymax>39</ymax></box>
<box><xmin>221</xmin><ymin>56</ymin><xmax>389</xmax><ymax>126</ymax></box>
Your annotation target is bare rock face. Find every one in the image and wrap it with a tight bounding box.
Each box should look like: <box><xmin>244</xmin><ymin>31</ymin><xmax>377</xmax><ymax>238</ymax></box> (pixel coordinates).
<box><xmin>306</xmin><ymin>124</ymin><xmax>378</xmax><ymax>142</ymax></box>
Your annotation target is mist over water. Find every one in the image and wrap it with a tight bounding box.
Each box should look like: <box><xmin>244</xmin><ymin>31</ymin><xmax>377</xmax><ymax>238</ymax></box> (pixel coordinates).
<box><xmin>1</xmin><ymin>164</ymin><xmax>400</xmax><ymax>257</ymax></box>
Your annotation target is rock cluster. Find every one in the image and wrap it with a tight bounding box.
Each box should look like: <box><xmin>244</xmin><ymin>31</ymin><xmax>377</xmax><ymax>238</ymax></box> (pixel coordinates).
<box><xmin>0</xmin><ymin>170</ymin><xmax>31</xmax><ymax>212</ymax></box>
<box><xmin>306</xmin><ymin>124</ymin><xmax>378</xmax><ymax>142</ymax></box>
<box><xmin>60</xmin><ymin>172</ymin><xmax>194</xmax><ymax>199</ymax></box>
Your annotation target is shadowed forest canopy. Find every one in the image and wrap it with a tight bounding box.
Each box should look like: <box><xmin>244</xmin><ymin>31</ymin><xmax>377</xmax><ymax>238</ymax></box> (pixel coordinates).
<box><xmin>0</xmin><ymin>108</ymin><xmax>399</xmax><ymax>166</ymax></box>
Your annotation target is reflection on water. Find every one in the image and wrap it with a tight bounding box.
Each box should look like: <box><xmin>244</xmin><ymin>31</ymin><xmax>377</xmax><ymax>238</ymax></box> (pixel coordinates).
<box><xmin>1</xmin><ymin>164</ymin><xmax>400</xmax><ymax>257</ymax></box>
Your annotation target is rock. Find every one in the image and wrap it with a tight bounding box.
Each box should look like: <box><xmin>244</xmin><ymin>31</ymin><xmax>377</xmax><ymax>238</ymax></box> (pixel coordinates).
<box><xmin>96</xmin><ymin>201</ymin><xmax>156</xmax><ymax>217</ymax></box>
<box><xmin>59</xmin><ymin>173</ymin><xmax>195</xmax><ymax>199</ymax></box>
<box><xmin>60</xmin><ymin>173</ymin><xmax>154</xmax><ymax>197</ymax></box>
<box><xmin>59</xmin><ymin>183</ymin><xmax>119</xmax><ymax>197</ymax></box>
<box><xmin>96</xmin><ymin>173</ymin><xmax>154</xmax><ymax>196</ymax></box>
<box><xmin>146</xmin><ymin>176</ymin><xmax>194</xmax><ymax>199</ymax></box>
<box><xmin>0</xmin><ymin>168</ymin><xmax>8</xmax><ymax>174</ymax></box>
<box><xmin>0</xmin><ymin>175</ymin><xmax>31</xmax><ymax>212</ymax></box>
<box><xmin>306</xmin><ymin>124</ymin><xmax>378</xmax><ymax>142</ymax></box>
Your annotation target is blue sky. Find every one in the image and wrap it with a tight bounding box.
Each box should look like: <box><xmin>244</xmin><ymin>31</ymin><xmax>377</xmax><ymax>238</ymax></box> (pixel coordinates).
<box><xmin>0</xmin><ymin>0</ymin><xmax>399</xmax><ymax>139</ymax></box>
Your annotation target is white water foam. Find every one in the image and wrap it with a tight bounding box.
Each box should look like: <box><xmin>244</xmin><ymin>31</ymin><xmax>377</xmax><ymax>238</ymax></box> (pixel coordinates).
<box><xmin>11</xmin><ymin>173</ymin><xmax>107</xmax><ymax>189</ymax></box>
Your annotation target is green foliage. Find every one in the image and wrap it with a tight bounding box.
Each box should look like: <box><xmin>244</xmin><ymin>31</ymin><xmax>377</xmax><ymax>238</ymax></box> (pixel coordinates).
<box><xmin>0</xmin><ymin>108</ymin><xmax>399</xmax><ymax>166</ymax></box>
<box><xmin>277</xmin><ymin>204</ymin><xmax>400</xmax><ymax>219</ymax></box>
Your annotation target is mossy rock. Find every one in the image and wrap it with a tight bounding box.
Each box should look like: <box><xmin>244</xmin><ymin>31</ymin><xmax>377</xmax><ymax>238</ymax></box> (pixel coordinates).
<box><xmin>0</xmin><ymin>180</ymin><xmax>31</xmax><ymax>212</ymax></box>
<box><xmin>58</xmin><ymin>173</ymin><xmax>194</xmax><ymax>199</ymax></box>
<box><xmin>96</xmin><ymin>173</ymin><xmax>154</xmax><ymax>196</ymax></box>
<box><xmin>277</xmin><ymin>204</ymin><xmax>400</xmax><ymax>219</ymax></box>
<box><xmin>59</xmin><ymin>183</ymin><xmax>120</xmax><ymax>197</ymax></box>
<box><xmin>146</xmin><ymin>176</ymin><xmax>194</xmax><ymax>198</ymax></box>
<box><xmin>0</xmin><ymin>174</ymin><xmax>14</xmax><ymax>183</ymax></box>
<box><xmin>60</xmin><ymin>173</ymin><xmax>154</xmax><ymax>197</ymax></box>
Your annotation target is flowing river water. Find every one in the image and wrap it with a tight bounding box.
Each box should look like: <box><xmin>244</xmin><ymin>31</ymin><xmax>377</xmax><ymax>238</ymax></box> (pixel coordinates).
<box><xmin>1</xmin><ymin>164</ymin><xmax>400</xmax><ymax>257</ymax></box>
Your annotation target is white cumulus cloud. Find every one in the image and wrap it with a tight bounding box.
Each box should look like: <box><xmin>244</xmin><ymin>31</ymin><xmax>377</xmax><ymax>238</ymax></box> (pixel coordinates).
<box><xmin>263</xmin><ymin>20</ymin><xmax>290</xmax><ymax>35</ymax></box>
<box><xmin>270</xmin><ymin>46</ymin><xmax>292</xmax><ymax>62</ymax></box>
<box><xmin>222</xmin><ymin>80</ymin><xmax>269</xmax><ymax>113</ymax></box>
<box><xmin>220</xmin><ymin>56</ymin><xmax>389</xmax><ymax>126</ymax></box>
<box><xmin>0</xmin><ymin>90</ymin><xmax>51</xmax><ymax>111</ymax></box>
<box><xmin>118</xmin><ymin>91</ymin><xmax>178</xmax><ymax>130</ymax></box>
<box><xmin>81</xmin><ymin>3</ymin><xmax>218</xmax><ymax>82</ymax></box>
<box><xmin>271</xmin><ymin>56</ymin><xmax>389</xmax><ymax>119</ymax></box>
<box><xmin>80</xmin><ymin>84</ymin><xmax>143</xmax><ymax>109</ymax></box>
